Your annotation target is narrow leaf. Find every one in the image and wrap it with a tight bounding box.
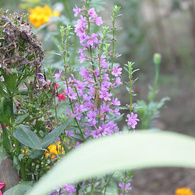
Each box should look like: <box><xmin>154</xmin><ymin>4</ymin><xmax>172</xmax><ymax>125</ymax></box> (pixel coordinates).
<box><xmin>41</xmin><ymin>115</ymin><xmax>79</xmax><ymax>148</ymax></box>
<box><xmin>13</xmin><ymin>125</ymin><xmax>42</xmax><ymax>149</ymax></box>
<box><xmin>0</xmin><ymin>122</ymin><xmax>12</xmax><ymax>156</ymax></box>
<box><xmin>14</xmin><ymin>114</ymin><xmax>29</xmax><ymax>124</ymax></box>
<box><xmin>28</xmin><ymin>131</ymin><xmax>195</xmax><ymax>195</ymax></box>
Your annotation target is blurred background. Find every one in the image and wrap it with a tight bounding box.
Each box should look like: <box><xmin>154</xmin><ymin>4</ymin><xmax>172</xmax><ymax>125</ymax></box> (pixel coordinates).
<box><xmin>1</xmin><ymin>0</ymin><xmax>195</xmax><ymax>194</ymax></box>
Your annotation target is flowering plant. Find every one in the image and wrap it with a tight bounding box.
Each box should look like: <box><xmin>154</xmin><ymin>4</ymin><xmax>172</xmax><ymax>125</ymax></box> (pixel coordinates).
<box><xmin>0</xmin><ymin>1</ymin><xmax>194</xmax><ymax>195</ymax></box>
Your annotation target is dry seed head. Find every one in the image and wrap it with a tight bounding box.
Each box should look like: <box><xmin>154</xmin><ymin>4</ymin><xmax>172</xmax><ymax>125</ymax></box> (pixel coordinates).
<box><xmin>0</xmin><ymin>9</ymin><xmax>44</xmax><ymax>74</ymax></box>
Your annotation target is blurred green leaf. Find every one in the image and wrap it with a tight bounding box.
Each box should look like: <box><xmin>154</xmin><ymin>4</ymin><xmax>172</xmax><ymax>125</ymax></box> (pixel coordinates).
<box><xmin>13</xmin><ymin>125</ymin><xmax>42</xmax><ymax>149</ymax></box>
<box><xmin>14</xmin><ymin>114</ymin><xmax>29</xmax><ymax>124</ymax></box>
<box><xmin>28</xmin><ymin>131</ymin><xmax>195</xmax><ymax>195</ymax></box>
<box><xmin>2</xmin><ymin>73</ymin><xmax>18</xmax><ymax>93</ymax></box>
<box><xmin>4</xmin><ymin>182</ymin><xmax>32</xmax><ymax>195</ymax></box>
<box><xmin>0</xmin><ymin>97</ymin><xmax>14</xmax><ymax>125</ymax></box>
<box><xmin>28</xmin><ymin>149</ymin><xmax>44</xmax><ymax>160</ymax></box>
<box><xmin>0</xmin><ymin>122</ymin><xmax>12</xmax><ymax>157</ymax></box>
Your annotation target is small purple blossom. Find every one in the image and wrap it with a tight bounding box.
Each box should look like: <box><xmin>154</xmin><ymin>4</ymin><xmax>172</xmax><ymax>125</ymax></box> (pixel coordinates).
<box><xmin>65</xmin><ymin>131</ymin><xmax>74</xmax><ymax>137</ymax></box>
<box><xmin>112</xmin><ymin>64</ymin><xmax>122</xmax><ymax>77</ymax></box>
<box><xmin>92</xmin><ymin>129</ymin><xmax>101</xmax><ymax>138</ymax></box>
<box><xmin>95</xmin><ymin>16</ymin><xmax>103</xmax><ymax>26</ymax></box>
<box><xmin>119</xmin><ymin>182</ymin><xmax>132</xmax><ymax>192</ymax></box>
<box><xmin>88</xmin><ymin>8</ymin><xmax>97</xmax><ymax>18</ymax></box>
<box><xmin>86</xmin><ymin>33</ymin><xmax>99</xmax><ymax>47</ymax></box>
<box><xmin>126</xmin><ymin>112</ymin><xmax>139</xmax><ymax>129</ymax></box>
<box><xmin>54</xmin><ymin>69</ymin><xmax>62</xmax><ymax>79</ymax></box>
<box><xmin>73</xmin><ymin>5</ymin><xmax>81</xmax><ymax>17</ymax></box>
<box><xmin>63</xmin><ymin>184</ymin><xmax>76</xmax><ymax>195</ymax></box>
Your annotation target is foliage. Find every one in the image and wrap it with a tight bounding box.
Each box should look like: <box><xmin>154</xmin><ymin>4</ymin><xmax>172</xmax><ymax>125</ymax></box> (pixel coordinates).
<box><xmin>0</xmin><ymin>0</ymin><xmax>193</xmax><ymax>195</ymax></box>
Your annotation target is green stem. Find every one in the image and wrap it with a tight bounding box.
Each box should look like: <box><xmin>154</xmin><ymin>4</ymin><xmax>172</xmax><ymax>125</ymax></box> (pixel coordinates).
<box><xmin>13</xmin><ymin>137</ymin><xmax>26</xmax><ymax>181</ymax></box>
<box><xmin>63</xmin><ymin>0</ymin><xmax>72</xmax><ymax>22</ymax></box>
<box><xmin>128</xmin><ymin>62</ymin><xmax>133</xmax><ymax>112</ymax></box>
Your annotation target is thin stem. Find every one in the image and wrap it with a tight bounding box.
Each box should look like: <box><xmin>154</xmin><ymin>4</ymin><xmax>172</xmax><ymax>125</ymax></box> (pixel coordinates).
<box><xmin>63</xmin><ymin>0</ymin><xmax>72</xmax><ymax>22</ymax></box>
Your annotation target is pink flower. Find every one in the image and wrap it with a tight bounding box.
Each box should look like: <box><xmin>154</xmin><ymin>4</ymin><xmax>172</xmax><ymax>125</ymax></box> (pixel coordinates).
<box><xmin>56</xmin><ymin>92</ymin><xmax>66</xmax><ymax>102</ymax></box>
<box><xmin>126</xmin><ymin>112</ymin><xmax>139</xmax><ymax>129</ymax></box>
<box><xmin>0</xmin><ymin>183</ymin><xmax>5</xmax><ymax>195</ymax></box>
<box><xmin>54</xmin><ymin>69</ymin><xmax>62</xmax><ymax>79</ymax></box>
<box><xmin>73</xmin><ymin>5</ymin><xmax>81</xmax><ymax>17</ymax></box>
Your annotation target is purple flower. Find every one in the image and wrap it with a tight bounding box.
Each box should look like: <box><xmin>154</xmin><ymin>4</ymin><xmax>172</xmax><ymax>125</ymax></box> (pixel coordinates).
<box><xmin>86</xmin><ymin>33</ymin><xmax>98</xmax><ymax>47</ymax></box>
<box><xmin>112</xmin><ymin>98</ymin><xmax>121</xmax><ymax>106</ymax></box>
<box><xmin>73</xmin><ymin>5</ymin><xmax>81</xmax><ymax>17</ymax></box>
<box><xmin>95</xmin><ymin>16</ymin><xmax>103</xmax><ymax>26</ymax></box>
<box><xmin>63</xmin><ymin>184</ymin><xmax>76</xmax><ymax>195</ymax></box>
<box><xmin>112</xmin><ymin>64</ymin><xmax>122</xmax><ymax>76</ymax></box>
<box><xmin>54</xmin><ymin>69</ymin><xmax>62</xmax><ymax>79</ymax></box>
<box><xmin>65</xmin><ymin>131</ymin><xmax>74</xmax><ymax>137</ymax></box>
<box><xmin>118</xmin><ymin>182</ymin><xmax>132</xmax><ymax>192</ymax></box>
<box><xmin>126</xmin><ymin>112</ymin><xmax>139</xmax><ymax>129</ymax></box>
<box><xmin>37</xmin><ymin>73</ymin><xmax>44</xmax><ymax>79</ymax></box>
<box><xmin>86</xmin><ymin>110</ymin><xmax>98</xmax><ymax>125</ymax></box>
<box><xmin>99</xmin><ymin>89</ymin><xmax>112</xmax><ymax>101</ymax></box>
<box><xmin>114</xmin><ymin>77</ymin><xmax>122</xmax><ymax>85</ymax></box>
<box><xmin>92</xmin><ymin>129</ymin><xmax>101</xmax><ymax>138</ymax></box>
<box><xmin>64</xmin><ymin>87</ymin><xmax>77</xmax><ymax>100</ymax></box>
<box><xmin>88</xmin><ymin>8</ymin><xmax>97</xmax><ymax>18</ymax></box>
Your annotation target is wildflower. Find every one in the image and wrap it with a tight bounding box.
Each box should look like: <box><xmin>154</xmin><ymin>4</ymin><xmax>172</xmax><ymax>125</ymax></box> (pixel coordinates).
<box><xmin>45</xmin><ymin>141</ymin><xmax>65</xmax><ymax>159</ymax></box>
<box><xmin>95</xmin><ymin>16</ymin><xmax>103</xmax><ymax>26</ymax></box>
<box><xmin>73</xmin><ymin>5</ymin><xmax>81</xmax><ymax>17</ymax></box>
<box><xmin>86</xmin><ymin>33</ymin><xmax>98</xmax><ymax>47</ymax></box>
<box><xmin>54</xmin><ymin>70</ymin><xmax>62</xmax><ymax>79</ymax></box>
<box><xmin>56</xmin><ymin>93</ymin><xmax>66</xmax><ymax>102</ymax></box>
<box><xmin>88</xmin><ymin>8</ymin><xmax>97</xmax><ymax>18</ymax></box>
<box><xmin>28</xmin><ymin>5</ymin><xmax>60</xmax><ymax>28</ymax></box>
<box><xmin>63</xmin><ymin>184</ymin><xmax>76</xmax><ymax>194</ymax></box>
<box><xmin>175</xmin><ymin>187</ymin><xmax>194</xmax><ymax>195</ymax></box>
<box><xmin>0</xmin><ymin>183</ymin><xmax>5</xmax><ymax>195</ymax></box>
<box><xmin>112</xmin><ymin>64</ymin><xmax>122</xmax><ymax>77</ymax></box>
<box><xmin>118</xmin><ymin>182</ymin><xmax>132</xmax><ymax>194</ymax></box>
<box><xmin>126</xmin><ymin>112</ymin><xmax>139</xmax><ymax>129</ymax></box>
<box><xmin>65</xmin><ymin>130</ymin><xmax>74</xmax><ymax>137</ymax></box>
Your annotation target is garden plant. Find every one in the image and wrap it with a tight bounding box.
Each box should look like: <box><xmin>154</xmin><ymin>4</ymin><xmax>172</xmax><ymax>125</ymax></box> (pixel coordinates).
<box><xmin>0</xmin><ymin>0</ymin><xmax>195</xmax><ymax>195</ymax></box>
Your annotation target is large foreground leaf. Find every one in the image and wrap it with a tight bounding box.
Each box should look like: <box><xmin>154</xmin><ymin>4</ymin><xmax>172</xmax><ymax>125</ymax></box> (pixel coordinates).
<box><xmin>4</xmin><ymin>182</ymin><xmax>32</xmax><ymax>195</ymax></box>
<box><xmin>28</xmin><ymin>131</ymin><xmax>195</xmax><ymax>195</ymax></box>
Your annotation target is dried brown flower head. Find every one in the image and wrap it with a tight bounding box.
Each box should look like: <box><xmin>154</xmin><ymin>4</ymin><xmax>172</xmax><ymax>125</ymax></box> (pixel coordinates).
<box><xmin>0</xmin><ymin>9</ymin><xmax>44</xmax><ymax>74</ymax></box>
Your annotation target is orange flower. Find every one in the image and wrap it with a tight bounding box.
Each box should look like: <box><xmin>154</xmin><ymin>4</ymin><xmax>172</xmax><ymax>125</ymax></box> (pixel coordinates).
<box><xmin>28</xmin><ymin>5</ymin><xmax>60</xmax><ymax>28</ymax></box>
<box><xmin>175</xmin><ymin>187</ymin><xmax>194</xmax><ymax>195</ymax></box>
<box><xmin>45</xmin><ymin>141</ymin><xmax>65</xmax><ymax>159</ymax></box>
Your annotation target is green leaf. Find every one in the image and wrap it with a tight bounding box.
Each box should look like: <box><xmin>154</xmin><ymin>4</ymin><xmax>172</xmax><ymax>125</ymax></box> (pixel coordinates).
<box><xmin>2</xmin><ymin>72</ymin><xmax>18</xmax><ymax>93</ymax></box>
<box><xmin>41</xmin><ymin>116</ymin><xmax>79</xmax><ymax>148</ymax></box>
<box><xmin>28</xmin><ymin>149</ymin><xmax>44</xmax><ymax>159</ymax></box>
<box><xmin>14</xmin><ymin>114</ymin><xmax>29</xmax><ymax>124</ymax></box>
<box><xmin>4</xmin><ymin>182</ymin><xmax>33</xmax><ymax>195</ymax></box>
<box><xmin>0</xmin><ymin>145</ymin><xmax>6</xmax><ymax>163</ymax></box>
<box><xmin>0</xmin><ymin>122</ymin><xmax>12</xmax><ymax>157</ymax></box>
<box><xmin>27</xmin><ymin>131</ymin><xmax>195</xmax><ymax>195</ymax></box>
<box><xmin>13</xmin><ymin>125</ymin><xmax>42</xmax><ymax>149</ymax></box>
<box><xmin>0</xmin><ymin>97</ymin><xmax>14</xmax><ymax>125</ymax></box>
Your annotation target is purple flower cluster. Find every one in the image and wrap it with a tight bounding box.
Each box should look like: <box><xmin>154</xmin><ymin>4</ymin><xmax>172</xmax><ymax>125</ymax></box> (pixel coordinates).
<box><xmin>55</xmin><ymin>5</ymin><xmax>125</xmax><ymax>140</ymax></box>
<box><xmin>117</xmin><ymin>182</ymin><xmax>132</xmax><ymax>195</ymax></box>
<box><xmin>54</xmin><ymin>5</ymin><xmax>139</xmax><ymax>144</ymax></box>
<box><xmin>48</xmin><ymin>184</ymin><xmax>76</xmax><ymax>195</ymax></box>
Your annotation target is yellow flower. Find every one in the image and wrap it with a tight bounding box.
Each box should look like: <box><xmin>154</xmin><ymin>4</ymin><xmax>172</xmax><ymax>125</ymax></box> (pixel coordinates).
<box><xmin>175</xmin><ymin>187</ymin><xmax>194</xmax><ymax>195</ymax></box>
<box><xmin>45</xmin><ymin>141</ymin><xmax>65</xmax><ymax>159</ymax></box>
<box><xmin>28</xmin><ymin>5</ymin><xmax>60</xmax><ymax>28</ymax></box>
